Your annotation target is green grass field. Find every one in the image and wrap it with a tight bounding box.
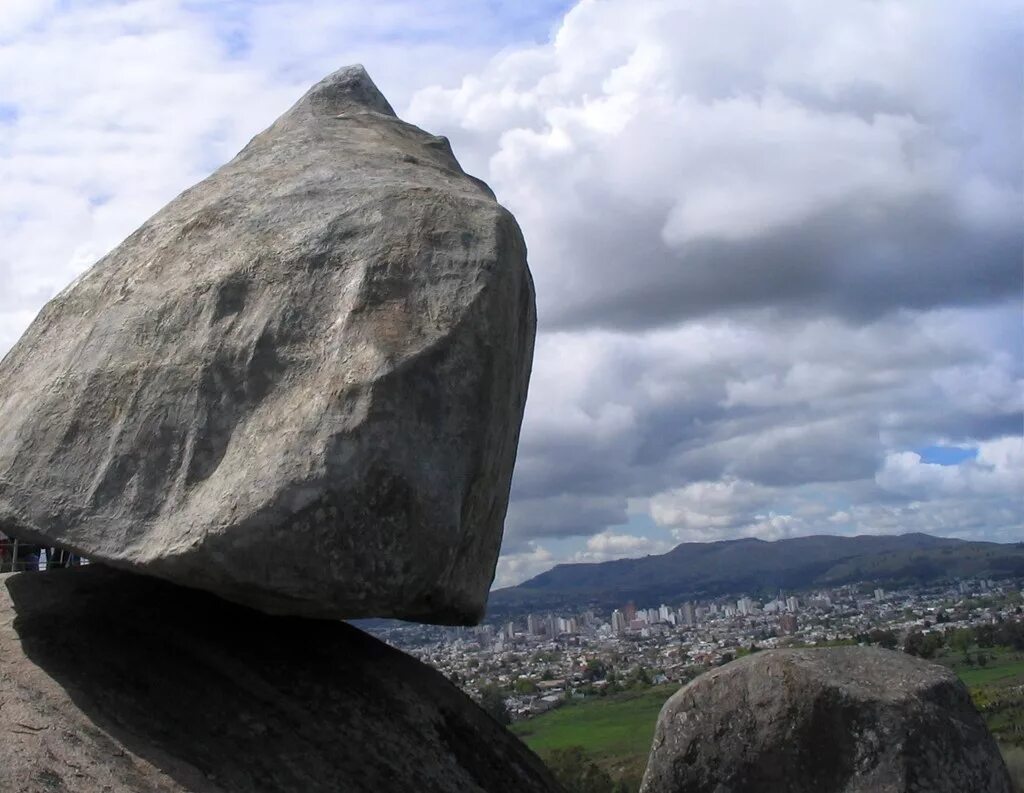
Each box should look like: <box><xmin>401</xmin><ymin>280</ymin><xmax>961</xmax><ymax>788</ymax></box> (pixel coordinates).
<box><xmin>512</xmin><ymin>648</ymin><xmax>1024</xmax><ymax>791</ymax></box>
<box><xmin>510</xmin><ymin>684</ymin><xmax>676</xmax><ymax>787</ymax></box>
<box><xmin>945</xmin><ymin>651</ymin><xmax>1024</xmax><ymax>688</ymax></box>
<box><xmin>958</xmin><ymin>659</ymin><xmax>1024</xmax><ymax>687</ymax></box>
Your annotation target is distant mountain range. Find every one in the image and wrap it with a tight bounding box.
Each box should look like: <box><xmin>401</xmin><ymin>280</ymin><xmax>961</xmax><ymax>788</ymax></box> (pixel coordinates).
<box><xmin>487</xmin><ymin>533</ymin><xmax>1024</xmax><ymax>617</ymax></box>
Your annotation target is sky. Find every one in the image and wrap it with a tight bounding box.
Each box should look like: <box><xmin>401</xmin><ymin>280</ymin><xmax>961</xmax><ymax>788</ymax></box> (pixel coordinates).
<box><xmin>1</xmin><ymin>0</ymin><xmax>1021</xmax><ymax>588</ymax></box>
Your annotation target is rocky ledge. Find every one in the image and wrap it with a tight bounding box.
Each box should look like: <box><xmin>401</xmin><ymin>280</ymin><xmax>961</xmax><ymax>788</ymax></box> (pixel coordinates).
<box><xmin>0</xmin><ymin>566</ymin><xmax>560</xmax><ymax>793</ymax></box>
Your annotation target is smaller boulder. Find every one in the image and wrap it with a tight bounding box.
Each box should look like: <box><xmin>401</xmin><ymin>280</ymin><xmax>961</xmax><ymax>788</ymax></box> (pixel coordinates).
<box><xmin>640</xmin><ymin>646</ymin><xmax>1013</xmax><ymax>793</ymax></box>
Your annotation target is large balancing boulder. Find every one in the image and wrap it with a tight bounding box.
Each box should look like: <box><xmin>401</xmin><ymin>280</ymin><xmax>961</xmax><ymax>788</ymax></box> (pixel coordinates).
<box><xmin>640</xmin><ymin>646</ymin><xmax>1013</xmax><ymax>793</ymax></box>
<box><xmin>0</xmin><ymin>65</ymin><xmax>535</xmax><ymax>623</ymax></box>
<box><xmin>0</xmin><ymin>566</ymin><xmax>561</xmax><ymax>793</ymax></box>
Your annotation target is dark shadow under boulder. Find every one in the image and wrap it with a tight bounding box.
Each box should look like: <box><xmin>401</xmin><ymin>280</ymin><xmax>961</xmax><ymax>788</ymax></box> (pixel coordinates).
<box><xmin>0</xmin><ymin>566</ymin><xmax>560</xmax><ymax>793</ymax></box>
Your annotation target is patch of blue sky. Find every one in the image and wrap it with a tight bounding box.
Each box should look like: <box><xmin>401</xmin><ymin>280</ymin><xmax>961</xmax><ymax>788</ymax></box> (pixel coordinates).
<box><xmin>916</xmin><ymin>445</ymin><xmax>978</xmax><ymax>466</ymax></box>
<box><xmin>0</xmin><ymin>104</ymin><xmax>18</xmax><ymax>124</ymax></box>
<box><xmin>179</xmin><ymin>0</ymin><xmax>575</xmax><ymax>61</ymax></box>
<box><xmin>221</xmin><ymin>28</ymin><xmax>249</xmax><ymax>58</ymax></box>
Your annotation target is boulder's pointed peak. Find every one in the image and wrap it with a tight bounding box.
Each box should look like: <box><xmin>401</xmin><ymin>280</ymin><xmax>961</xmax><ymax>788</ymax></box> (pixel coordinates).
<box><xmin>298</xmin><ymin>65</ymin><xmax>396</xmax><ymax>117</ymax></box>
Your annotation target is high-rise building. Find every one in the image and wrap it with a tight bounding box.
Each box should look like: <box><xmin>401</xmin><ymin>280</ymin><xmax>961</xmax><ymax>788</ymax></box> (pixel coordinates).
<box><xmin>682</xmin><ymin>601</ymin><xmax>696</xmax><ymax>626</ymax></box>
<box><xmin>611</xmin><ymin>609</ymin><xmax>626</xmax><ymax>634</ymax></box>
<box><xmin>874</xmin><ymin>588</ymin><xmax>885</xmax><ymax>602</ymax></box>
<box><xmin>737</xmin><ymin>596</ymin><xmax>754</xmax><ymax>616</ymax></box>
<box><xmin>527</xmin><ymin>613</ymin><xmax>539</xmax><ymax>636</ymax></box>
<box><xmin>785</xmin><ymin>596</ymin><xmax>799</xmax><ymax>613</ymax></box>
<box><xmin>505</xmin><ymin>621</ymin><xmax>516</xmax><ymax>640</ymax></box>
<box><xmin>624</xmin><ymin>601</ymin><xmax>637</xmax><ymax>622</ymax></box>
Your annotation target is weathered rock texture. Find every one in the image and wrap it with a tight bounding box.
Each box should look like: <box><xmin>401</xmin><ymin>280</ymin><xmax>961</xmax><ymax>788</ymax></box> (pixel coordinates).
<box><xmin>640</xmin><ymin>646</ymin><xmax>1013</xmax><ymax>793</ymax></box>
<box><xmin>0</xmin><ymin>566</ymin><xmax>561</xmax><ymax>793</ymax></box>
<box><xmin>0</xmin><ymin>65</ymin><xmax>535</xmax><ymax>623</ymax></box>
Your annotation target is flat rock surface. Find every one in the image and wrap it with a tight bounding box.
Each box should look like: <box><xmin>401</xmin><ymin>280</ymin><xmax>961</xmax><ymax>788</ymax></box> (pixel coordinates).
<box><xmin>0</xmin><ymin>566</ymin><xmax>560</xmax><ymax>793</ymax></box>
<box><xmin>0</xmin><ymin>65</ymin><xmax>535</xmax><ymax>624</ymax></box>
<box><xmin>640</xmin><ymin>646</ymin><xmax>1013</xmax><ymax>793</ymax></box>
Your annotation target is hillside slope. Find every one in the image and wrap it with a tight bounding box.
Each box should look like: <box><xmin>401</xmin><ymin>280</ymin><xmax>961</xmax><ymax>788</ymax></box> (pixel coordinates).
<box><xmin>489</xmin><ymin>533</ymin><xmax>1024</xmax><ymax>615</ymax></box>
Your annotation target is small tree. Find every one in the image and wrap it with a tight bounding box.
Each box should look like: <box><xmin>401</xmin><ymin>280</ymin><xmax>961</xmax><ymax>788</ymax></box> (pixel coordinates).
<box><xmin>868</xmin><ymin>629</ymin><xmax>898</xmax><ymax>650</ymax></box>
<box><xmin>949</xmin><ymin>628</ymin><xmax>972</xmax><ymax>655</ymax></box>
<box><xmin>903</xmin><ymin>631</ymin><xmax>941</xmax><ymax>659</ymax></box>
<box><xmin>514</xmin><ymin>678</ymin><xmax>539</xmax><ymax>695</ymax></box>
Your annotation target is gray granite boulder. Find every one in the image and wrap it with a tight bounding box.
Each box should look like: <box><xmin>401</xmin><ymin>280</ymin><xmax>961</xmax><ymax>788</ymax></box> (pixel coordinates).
<box><xmin>0</xmin><ymin>566</ymin><xmax>560</xmax><ymax>793</ymax></box>
<box><xmin>640</xmin><ymin>646</ymin><xmax>1013</xmax><ymax>793</ymax></box>
<box><xmin>0</xmin><ymin>65</ymin><xmax>535</xmax><ymax>623</ymax></box>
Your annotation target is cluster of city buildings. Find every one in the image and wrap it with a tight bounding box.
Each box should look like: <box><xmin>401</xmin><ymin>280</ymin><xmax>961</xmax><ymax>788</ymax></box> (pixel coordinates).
<box><xmin>370</xmin><ymin>577</ymin><xmax>1023</xmax><ymax>721</ymax></box>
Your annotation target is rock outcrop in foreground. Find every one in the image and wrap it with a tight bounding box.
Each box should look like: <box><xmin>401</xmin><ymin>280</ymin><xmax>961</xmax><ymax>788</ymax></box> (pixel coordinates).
<box><xmin>0</xmin><ymin>566</ymin><xmax>560</xmax><ymax>793</ymax></box>
<box><xmin>640</xmin><ymin>646</ymin><xmax>1013</xmax><ymax>793</ymax></box>
<box><xmin>0</xmin><ymin>64</ymin><xmax>535</xmax><ymax>624</ymax></box>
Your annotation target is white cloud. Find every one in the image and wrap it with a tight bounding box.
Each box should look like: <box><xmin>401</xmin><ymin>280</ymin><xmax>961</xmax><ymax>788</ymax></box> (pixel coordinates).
<box><xmin>410</xmin><ymin>0</ymin><xmax>1022</xmax><ymax>330</ymax></box>
<box><xmin>492</xmin><ymin>543</ymin><xmax>555</xmax><ymax>589</ymax></box>
<box><xmin>0</xmin><ymin>0</ymin><xmax>57</xmax><ymax>39</ymax></box>
<box><xmin>649</xmin><ymin>478</ymin><xmax>773</xmax><ymax>531</ymax></box>
<box><xmin>831</xmin><ymin>499</ymin><xmax>1024</xmax><ymax>545</ymax></box>
<box><xmin>877</xmin><ymin>436</ymin><xmax>1024</xmax><ymax>499</ymax></box>
<box><xmin>571</xmin><ymin>531</ymin><xmax>671</xmax><ymax>563</ymax></box>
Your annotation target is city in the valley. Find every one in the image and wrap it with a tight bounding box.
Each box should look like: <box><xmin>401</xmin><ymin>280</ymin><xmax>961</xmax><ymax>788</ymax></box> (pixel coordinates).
<box><xmin>368</xmin><ymin>577</ymin><xmax>1024</xmax><ymax>721</ymax></box>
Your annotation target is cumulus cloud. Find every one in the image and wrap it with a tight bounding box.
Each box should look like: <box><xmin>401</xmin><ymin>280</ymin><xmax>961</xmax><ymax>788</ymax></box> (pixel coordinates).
<box><xmin>649</xmin><ymin>478</ymin><xmax>774</xmax><ymax>532</ymax></box>
<box><xmin>492</xmin><ymin>543</ymin><xmax>556</xmax><ymax>589</ymax></box>
<box><xmin>877</xmin><ymin>436</ymin><xmax>1024</xmax><ymax>499</ymax></box>
<box><xmin>572</xmin><ymin>531</ymin><xmax>671</xmax><ymax>562</ymax></box>
<box><xmin>410</xmin><ymin>0</ymin><xmax>1023</xmax><ymax>330</ymax></box>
